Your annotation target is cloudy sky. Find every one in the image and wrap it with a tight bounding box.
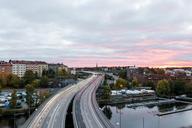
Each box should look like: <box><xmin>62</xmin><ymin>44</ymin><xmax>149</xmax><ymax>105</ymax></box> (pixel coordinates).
<box><xmin>0</xmin><ymin>0</ymin><xmax>192</xmax><ymax>67</ymax></box>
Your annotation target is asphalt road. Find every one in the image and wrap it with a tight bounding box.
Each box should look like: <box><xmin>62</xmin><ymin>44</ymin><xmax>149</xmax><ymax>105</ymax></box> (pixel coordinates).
<box><xmin>73</xmin><ymin>75</ymin><xmax>114</xmax><ymax>128</ymax></box>
<box><xmin>22</xmin><ymin>76</ymin><xmax>95</xmax><ymax>128</ymax></box>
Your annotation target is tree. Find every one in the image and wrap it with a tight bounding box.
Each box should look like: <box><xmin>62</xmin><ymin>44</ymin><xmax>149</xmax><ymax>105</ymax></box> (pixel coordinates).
<box><xmin>156</xmin><ymin>80</ymin><xmax>171</xmax><ymax>97</ymax></box>
<box><xmin>131</xmin><ymin>77</ymin><xmax>140</xmax><ymax>88</ymax></box>
<box><xmin>25</xmin><ymin>84</ymin><xmax>35</xmax><ymax>107</ymax></box>
<box><xmin>0</xmin><ymin>76</ymin><xmax>7</xmax><ymax>88</ymax></box>
<box><xmin>39</xmin><ymin>76</ymin><xmax>49</xmax><ymax>88</ymax></box>
<box><xmin>19</xmin><ymin>79</ymin><xmax>25</xmax><ymax>88</ymax></box>
<box><xmin>103</xmin><ymin>79</ymin><xmax>107</xmax><ymax>85</ymax></box>
<box><xmin>168</xmin><ymin>80</ymin><xmax>175</xmax><ymax>96</ymax></box>
<box><xmin>115</xmin><ymin>78</ymin><xmax>127</xmax><ymax>89</ymax></box>
<box><xmin>47</xmin><ymin>69</ymin><xmax>56</xmax><ymax>78</ymax></box>
<box><xmin>11</xmin><ymin>89</ymin><xmax>17</xmax><ymax>108</ymax></box>
<box><xmin>185</xmin><ymin>80</ymin><xmax>192</xmax><ymax>97</ymax></box>
<box><xmin>23</xmin><ymin>70</ymin><xmax>36</xmax><ymax>84</ymax></box>
<box><xmin>102</xmin><ymin>84</ymin><xmax>111</xmax><ymax>100</ymax></box>
<box><xmin>58</xmin><ymin>69</ymin><xmax>68</xmax><ymax>77</ymax></box>
<box><xmin>0</xmin><ymin>84</ymin><xmax>2</xmax><ymax>93</ymax></box>
<box><xmin>119</xmin><ymin>70</ymin><xmax>127</xmax><ymax>79</ymax></box>
<box><xmin>173</xmin><ymin>79</ymin><xmax>185</xmax><ymax>95</ymax></box>
<box><xmin>39</xmin><ymin>91</ymin><xmax>50</xmax><ymax>104</ymax></box>
<box><xmin>126</xmin><ymin>82</ymin><xmax>132</xmax><ymax>89</ymax></box>
<box><xmin>7</xmin><ymin>74</ymin><xmax>20</xmax><ymax>88</ymax></box>
<box><xmin>31</xmin><ymin>79</ymin><xmax>40</xmax><ymax>88</ymax></box>
<box><xmin>34</xmin><ymin>72</ymin><xmax>38</xmax><ymax>79</ymax></box>
<box><xmin>155</xmin><ymin>68</ymin><xmax>165</xmax><ymax>75</ymax></box>
<box><xmin>42</xmin><ymin>69</ymin><xmax>48</xmax><ymax>77</ymax></box>
<box><xmin>143</xmin><ymin>81</ymin><xmax>155</xmax><ymax>90</ymax></box>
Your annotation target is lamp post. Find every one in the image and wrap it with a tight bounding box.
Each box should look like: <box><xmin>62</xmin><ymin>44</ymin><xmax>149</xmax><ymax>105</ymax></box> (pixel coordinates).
<box><xmin>158</xmin><ymin>116</ymin><xmax>160</xmax><ymax>128</ymax></box>
<box><xmin>143</xmin><ymin>117</ymin><xmax>144</xmax><ymax>128</ymax></box>
<box><xmin>120</xmin><ymin>108</ymin><xmax>122</xmax><ymax>128</ymax></box>
<box><xmin>14</xmin><ymin>111</ymin><xmax>15</xmax><ymax>128</ymax></box>
<box><xmin>28</xmin><ymin>94</ymin><xmax>31</xmax><ymax>117</ymax></box>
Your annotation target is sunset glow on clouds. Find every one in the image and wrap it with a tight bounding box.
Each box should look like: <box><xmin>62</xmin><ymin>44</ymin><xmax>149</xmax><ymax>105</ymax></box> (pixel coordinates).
<box><xmin>0</xmin><ymin>0</ymin><xmax>192</xmax><ymax>67</ymax></box>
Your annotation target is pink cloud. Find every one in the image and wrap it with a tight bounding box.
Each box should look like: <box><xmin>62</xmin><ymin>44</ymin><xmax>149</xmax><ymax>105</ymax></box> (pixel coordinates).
<box><xmin>50</xmin><ymin>39</ymin><xmax>192</xmax><ymax>67</ymax></box>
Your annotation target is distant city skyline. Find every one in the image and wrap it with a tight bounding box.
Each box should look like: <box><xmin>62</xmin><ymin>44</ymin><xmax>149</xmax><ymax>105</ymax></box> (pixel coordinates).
<box><xmin>0</xmin><ymin>0</ymin><xmax>192</xmax><ymax>67</ymax></box>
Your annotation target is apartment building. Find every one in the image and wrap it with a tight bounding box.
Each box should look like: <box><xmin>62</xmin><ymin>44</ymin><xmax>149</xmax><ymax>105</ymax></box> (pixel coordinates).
<box><xmin>9</xmin><ymin>60</ymin><xmax>48</xmax><ymax>77</ymax></box>
<box><xmin>26</xmin><ymin>63</ymin><xmax>39</xmax><ymax>74</ymax></box>
<box><xmin>25</xmin><ymin>61</ymin><xmax>48</xmax><ymax>77</ymax></box>
<box><xmin>10</xmin><ymin>61</ymin><xmax>27</xmax><ymax>78</ymax></box>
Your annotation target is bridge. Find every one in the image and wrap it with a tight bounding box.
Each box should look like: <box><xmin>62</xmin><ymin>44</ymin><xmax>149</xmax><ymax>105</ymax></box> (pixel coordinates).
<box><xmin>73</xmin><ymin>74</ymin><xmax>114</xmax><ymax>128</ymax></box>
<box><xmin>22</xmin><ymin>73</ymin><xmax>114</xmax><ymax>128</ymax></box>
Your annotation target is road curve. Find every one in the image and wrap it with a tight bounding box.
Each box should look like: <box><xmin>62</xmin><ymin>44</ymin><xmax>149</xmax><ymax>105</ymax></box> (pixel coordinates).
<box><xmin>73</xmin><ymin>74</ymin><xmax>114</xmax><ymax>128</ymax></box>
<box><xmin>21</xmin><ymin>75</ymin><xmax>96</xmax><ymax>128</ymax></box>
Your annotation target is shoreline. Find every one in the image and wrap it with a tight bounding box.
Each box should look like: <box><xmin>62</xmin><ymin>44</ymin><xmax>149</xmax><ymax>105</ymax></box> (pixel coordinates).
<box><xmin>97</xmin><ymin>95</ymin><xmax>158</xmax><ymax>105</ymax></box>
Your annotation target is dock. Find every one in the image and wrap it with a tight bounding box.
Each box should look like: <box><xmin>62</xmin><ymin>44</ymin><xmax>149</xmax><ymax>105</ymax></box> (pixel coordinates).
<box><xmin>157</xmin><ymin>107</ymin><xmax>192</xmax><ymax>116</ymax></box>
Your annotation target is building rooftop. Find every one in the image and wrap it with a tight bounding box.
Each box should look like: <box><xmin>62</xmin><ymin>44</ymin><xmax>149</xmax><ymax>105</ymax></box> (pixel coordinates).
<box><xmin>9</xmin><ymin>60</ymin><xmax>47</xmax><ymax>65</ymax></box>
<box><xmin>0</xmin><ymin>61</ymin><xmax>12</xmax><ymax>66</ymax></box>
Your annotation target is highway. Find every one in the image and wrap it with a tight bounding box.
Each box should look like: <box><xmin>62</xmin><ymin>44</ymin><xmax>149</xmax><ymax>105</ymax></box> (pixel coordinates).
<box><xmin>22</xmin><ymin>75</ymin><xmax>96</xmax><ymax>128</ymax></box>
<box><xmin>73</xmin><ymin>75</ymin><xmax>114</xmax><ymax>128</ymax></box>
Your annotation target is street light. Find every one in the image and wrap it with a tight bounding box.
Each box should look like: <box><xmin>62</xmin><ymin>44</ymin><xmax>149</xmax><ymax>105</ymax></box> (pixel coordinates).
<box><xmin>14</xmin><ymin>111</ymin><xmax>15</xmax><ymax>128</ymax></box>
<box><xmin>143</xmin><ymin>117</ymin><xmax>144</xmax><ymax>128</ymax></box>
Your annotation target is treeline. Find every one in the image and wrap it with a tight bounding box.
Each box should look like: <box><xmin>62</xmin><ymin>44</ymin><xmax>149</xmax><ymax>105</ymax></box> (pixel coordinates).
<box><xmin>114</xmin><ymin>77</ymin><xmax>192</xmax><ymax>97</ymax></box>
<box><xmin>105</xmin><ymin>73</ymin><xmax>192</xmax><ymax>98</ymax></box>
<box><xmin>117</xmin><ymin>69</ymin><xmax>192</xmax><ymax>97</ymax></box>
<box><xmin>0</xmin><ymin>68</ymin><xmax>72</xmax><ymax>89</ymax></box>
<box><xmin>156</xmin><ymin>79</ymin><xmax>192</xmax><ymax>97</ymax></box>
<box><xmin>0</xmin><ymin>71</ymin><xmax>48</xmax><ymax>89</ymax></box>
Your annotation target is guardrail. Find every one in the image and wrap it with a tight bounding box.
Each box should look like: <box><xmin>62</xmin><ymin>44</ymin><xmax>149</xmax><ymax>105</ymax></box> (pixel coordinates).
<box><xmin>91</xmin><ymin>76</ymin><xmax>115</xmax><ymax>128</ymax></box>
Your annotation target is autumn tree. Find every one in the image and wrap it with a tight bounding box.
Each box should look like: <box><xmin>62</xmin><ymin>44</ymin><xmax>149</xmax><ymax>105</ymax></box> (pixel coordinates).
<box><xmin>7</xmin><ymin>74</ymin><xmax>20</xmax><ymax>88</ymax></box>
<box><xmin>31</xmin><ymin>79</ymin><xmax>40</xmax><ymax>88</ymax></box>
<box><xmin>115</xmin><ymin>78</ymin><xmax>127</xmax><ymax>89</ymax></box>
<box><xmin>58</xmin><ymin>69</ymin><xmax>68</xmax><ymax>76</ymax></box>
<box><xmin>156</xmin><ymin>80</ymin><xmax>171</xmax><ymax>97</ymax></box>
<box><xmin>0</xmin><ymin>76</ymin><xmax>7</xmax><ymax>87</ymax></box>
<box><xmin>11</xmin><ymin>89</ymin><xmax>17</xmax><ymax>108</ymax></box>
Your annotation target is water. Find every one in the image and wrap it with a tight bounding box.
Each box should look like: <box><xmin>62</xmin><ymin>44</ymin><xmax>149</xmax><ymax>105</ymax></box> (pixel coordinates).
<box><xmin>101</xmin><ymin>102</ymin><xmax>192</xmax><ymax>128</ymax></box>
<box><xmin>0</xmin><ymin>116</ymin><xmax>27</xmax><ymax>128</ymax></box>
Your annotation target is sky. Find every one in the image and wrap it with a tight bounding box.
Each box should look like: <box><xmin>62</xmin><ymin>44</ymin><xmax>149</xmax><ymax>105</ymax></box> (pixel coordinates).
<box><xmin>0</xmin><ymin>0</ymin><xmax>192</xmax><ymax>67</ymax></box>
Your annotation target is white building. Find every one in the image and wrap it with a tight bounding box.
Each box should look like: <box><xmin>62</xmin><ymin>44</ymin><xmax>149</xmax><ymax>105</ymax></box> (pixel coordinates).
<box><xmin>186</xmin><ymin>70</ymin><xmax>192</xmax><ymax>77</ymax></box>
<box><xmin>129</xmin><ymin>65</ymin><xmax>138</xmax><ymax>69</ymax></box>
<box><xmin>11</xmin><ymin>63</ymin><xmax>26</xmax><ymax>78</ymax></box>
<box><xmin>10</xmin><ymin>60</ymin><xmax>48</xmax><ymax>77</ymax></box>
<box><xmin>71</xmin><ymin>68</ymin><xmax>76</xmax><ymax>75</ymax></box>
